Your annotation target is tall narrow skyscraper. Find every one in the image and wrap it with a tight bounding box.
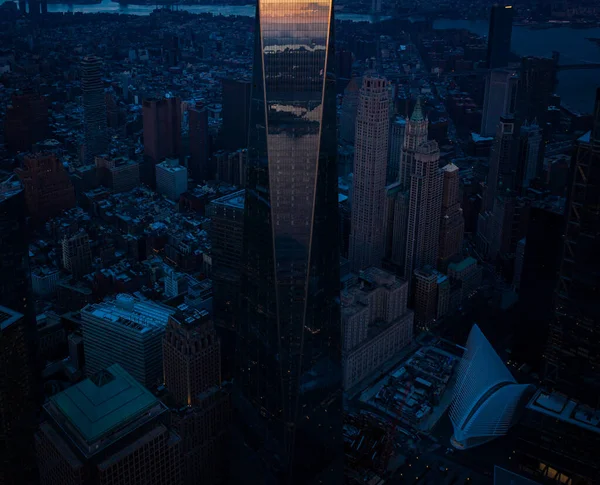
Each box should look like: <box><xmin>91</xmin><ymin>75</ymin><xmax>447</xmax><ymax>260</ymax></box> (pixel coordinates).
<box><xmin>81</xmin><ymin>56</ymin><xmax>108</xmax><ymax>164</ymax></box>
<box><xmin>480</xmin><ymin>69</ymin><xmax>518</xmax><ymax>138</ymax></box>
<box><xmin>400</xmin><ymin>98</ymin><xmax>428</xmax><ymax>189</ymax></box>
<box><xmin>349</xmin><ymin>74</ymin><xmax>390</xmax><ymax>271</ymax></box>
<box><xmin>404</xmin><ymin>140</ymin><xmax>443</xmax><ymax>282</ymax></box>
<box><xmin>388</xmin><ymin>115</ymin><xmax>407</xmax><ymax>184</ymax></box>
<box><xmin>486</xmin><ymin>5</ymin><xmax>514</xmax><ymax>69</ymax></box>
<box><xmin>546</xmin><ymin>89</ymin><xmax>600</xmax><ymax>406</ymax></box>
<box><xmin>438</xmin><ymin>163</ymin><xmax>465</xmax><ymax>269</ymax></box>
<box><xmin>238</xmin><ymin>0</ymin><xmax>342</xmax><ymax>483</ymax></box>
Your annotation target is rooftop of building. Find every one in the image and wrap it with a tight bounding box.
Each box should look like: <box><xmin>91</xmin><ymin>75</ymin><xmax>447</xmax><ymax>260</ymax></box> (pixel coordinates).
<box><xmin>210</xmin><ymin>188</ymin><xmax>245</xmax><ymax>210</ymax></box>
<box><xmin>156</xmin><ymin>158</ymin><xmax>186</xmax><ymax>173</ymax></box>
<box><xmin>527</xmin><ymin>389</ymin><xmax>600</xmax><ymax>435</ymax></box>
<box><xmin>44</xmin><ymin>364</ymin><xmax>166</xmax><ymax>458</ymax></box>
<box><xmin>81</xmin><ymin>293</ymin><xmax>176</xmax><ymax>333</ymax></box>
<box><xmin>448</xmin><ymin>256</ymin><xmax>478</xmax><ymax>273</ymax></box>
<box><xmin>0</xmin><ymin>306</ymin><xmax>23</xmax><ymax>332</ymax></box>
<box><xmin>0</xmin><ymin>174</ymin><xmax>23</xmax><ymax>202</ymax></box>
<box><xmin>442</xmin><ymin>162</ymin><xmax>459</xmax><ymax>173</ymax></box>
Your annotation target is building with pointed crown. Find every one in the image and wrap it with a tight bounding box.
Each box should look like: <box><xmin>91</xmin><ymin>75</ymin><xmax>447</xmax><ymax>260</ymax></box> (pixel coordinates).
<box><xmin>399</xmin><ymin>98</ymin><xmax>428</xmax><ymax>189</ymax></box>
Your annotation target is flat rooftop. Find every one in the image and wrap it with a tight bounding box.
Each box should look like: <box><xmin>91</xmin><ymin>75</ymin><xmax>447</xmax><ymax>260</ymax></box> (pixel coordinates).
<box><xmin>0</xmin><ymin>306</ymin><xmax>23</xmax><ymax>331</ymax></box>
<box><xmin>527</xmin><ymin>389</ymin><xmax>600</xmax><ymax>435</ymax></box>
<box><xmin>210</xmin><ymin>189</ymin><xmax>245</xmax><ymax>210</ymax></box>
<box><xmin>45</xmin><ymin>364</ymin><xmax>166</xmax><ymax>458</ymax></box>
<box><xmin>448</xmin><ymin>256</ymin><xmax>478</xmax><ymax>273</ymax></box>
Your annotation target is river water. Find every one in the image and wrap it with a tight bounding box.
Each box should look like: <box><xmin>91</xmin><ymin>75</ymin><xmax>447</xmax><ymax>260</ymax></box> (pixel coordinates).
<box><xmin>5</xmin><ymin>0</ymin><xmax>384</xmax><ymax>21</ymax></box>
<box><xmin>433</xmin><ymin>19</ymin><xmax>600</xmax><ymax>114</ymax></box>
<box><xmin>2</xmin><ymin>1</ymin><xmax>598</xmax><ymax>112</ymax></box>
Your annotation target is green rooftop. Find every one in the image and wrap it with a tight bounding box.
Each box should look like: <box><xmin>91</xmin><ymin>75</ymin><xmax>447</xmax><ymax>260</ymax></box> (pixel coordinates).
<box><xmin>48</xmin><ymin>364</ymin><xmax>161</xmax><ymax>450</ymax></box>
<box><xmin>448</xmin><ymin>256</ymin><xmax>477</xmax><ymax>273</ymax></box>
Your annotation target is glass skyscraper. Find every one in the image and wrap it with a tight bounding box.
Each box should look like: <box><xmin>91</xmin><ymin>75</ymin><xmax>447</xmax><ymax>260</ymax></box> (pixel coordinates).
<box><xmin>236</xmin><ymin>0</ymin><xmax>342</xmax><ymax>483</ymax></box>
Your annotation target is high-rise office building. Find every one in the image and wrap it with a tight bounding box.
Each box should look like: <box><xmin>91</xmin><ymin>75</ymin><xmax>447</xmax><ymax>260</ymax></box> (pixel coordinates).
<box><xmin>349</xmin><ymin>74</ymin><xmax>390</xmax><ymax>272</ymax></box>
<box><xmin>4</xmin><ymin>91</ymin><xmax>49</xmax><ymax>153</ymax></box>
<box><xmin>383</xmin><ymin>181</ymin><xmax>409</xmax><ymax>271</ymax></box>
<box><xmin>404</xmin><ymin>140</ymin><xmax>443</xmax><ymax>282</ymax></box>
<box><xmin>513</xmin><ymin>202</ymin><xmax>563</xmax><ymax>372</ymax></box>
<box><xmin>485</xmin><ymin>115</ymin><xmax>520</xmax><ymax>212</ymax></box>
<box><xmin>221</xmin><ymin>78</ymin><xmax>251</xmax><ymax>150</ymax></box>
<box><xmin>163</xmin><ymin>309</ymin><xmax>221</xmax><ymax>407</ymax></box>
<box><xmin>0</xmin><ymin>307</ymin><xmax>36</xmax><ymax>485</ymax></box>
<box><xmin>480</xmin><ymin>69</ymin><xmax>518</xmax><ymax>138</ymax></box>
<box><xmin>517</xmin><ymin>53</ymin><xmax>559</xmax><ymax>127</ymax></box>
<box><xmin>80</xmin><ymin>294</ymin><xmax>176</xmax><ymax>389</ymax></box>
<box><xmin>81</xmin><ymin>56</ymin><xmax>108</xmax><ymax>164</ymax></box>
<box><xmin>238</xmin><ymin>0</ymin><xmax>342</xmax><ymax>482</ymax></box>
<box><xmin>62</xmin><ymin>230</ymin><xmax>92</xmax><ymax>279</ymax></box>
<box><xmin>95</xmin><ymin>156</ymin><xmax>140</xmax><ymax>193</ymax></box>
<box><xmin>35</xmin><ymin>364</ymin><xmax>182</xmax><ymax>485</ymax></box>
<box><xmin>339</xmin><ymin>77</ymin><xmax>360</xmax><ymax>144</ymax></box>
<box><xmin>516</xmin><ymin>120</ymin><xmax>543</xmax><ymax>192</ymax></box>
<box><xmin>143</xmin><ymin>97</ymin><xmax>182</xmax><ymax>182</ymax></box>
<box><xmin>486</xmin><ymin>5</ymin><xmax>514</xmax><ymax>69</ymax></box>
<box><xmin>439</xmin><ymin>163</ymin><xmax>465</xmax><ymax>269</ymax></box>
<box><xmin>15</xmin><ymin>153</ymin><xmax>76</xmax><ymax>223</ymax></box>
<box><xmin>207</xmin><ymin>190</ymin><xmax>244</xmax><ymax>332</ymax></box>
<box><xmin>163</xmin><ymin>309</ymin><xmax>231</xmax><ymax>485</ymax></box>
<box><xmin>399</xmin><ymin>98</ymin><xmax>428</xmax><ymax>189</ymax></box>
<box><xmin>188</xmin><ymin>101</ymin><xmax>211</xmax><ymax>182</ymax></box>
<box><xmin>546</xmin><ymin>89</ymin><xmax>600</xmax><ymax>406</ymax></box>
<box><xmin>156</xmin><ymin>158</ymin><xmax>188</xmax><ymax>202</ymax></box>
<box><xmin>388</xmin><ymin>115</ymin><xmax>406</xmax><ymax>184</ymax></box>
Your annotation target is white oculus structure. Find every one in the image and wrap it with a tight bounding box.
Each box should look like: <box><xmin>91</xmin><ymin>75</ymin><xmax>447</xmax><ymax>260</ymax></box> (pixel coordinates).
<box><xmin>449</xmin><ymin>324</ymin><xmax>535</xmax><ymax>449</ymax></box>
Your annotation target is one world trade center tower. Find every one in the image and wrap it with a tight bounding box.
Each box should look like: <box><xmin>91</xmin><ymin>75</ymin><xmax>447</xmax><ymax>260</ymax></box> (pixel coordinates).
<box><xmin>236</xmin><ymin>0</ymin><xmax>343</xmax><ymax>483</ymax></box>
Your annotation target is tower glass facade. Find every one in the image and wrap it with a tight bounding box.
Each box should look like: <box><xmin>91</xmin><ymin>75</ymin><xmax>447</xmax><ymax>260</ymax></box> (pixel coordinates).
<box><xmin>237</xmin><ymin>0</ymin><xmax>342</xmax><ymax>483</ymax></box>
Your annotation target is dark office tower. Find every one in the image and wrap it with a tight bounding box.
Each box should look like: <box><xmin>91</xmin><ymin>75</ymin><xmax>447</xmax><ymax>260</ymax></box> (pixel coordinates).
<box><xmin>388</xmin><ymin>115</ymin><xmax>406</xmax><ymax>184</ymax></box>
<box><xmin>486</xmin><ymin>4</ymin><xmax>513</xmax><ymax>69</ymax></box>
<box><xmin>517</xmin><ymin>53</ymin><xmax>559</xmax><ymax>127</ymax></box>
<box><xmin>40</xmin><ymin>0</ymin><xmax>46</xmax><ymax>14</ymax></box>
<box><xmin>438</xmin><ymin>163</ymin><xmax>464</xmax><ymax>270</ymax></box>
<box><xmin>143</xmin><ymin>97</ymin><xmax>182</xmax><ymax>163</ymax></box>
<box><xmin>0</xmin><ymin>179</ymin><xmax>38</xmax><ymax>485</ymax></box>
<box><xmin>516</xmin><ymin>120</ymin><xmax>543</xmax><ymax>192</ymax></box>
<box><xmin>339</xmin><ymin>77</ymin><xmax>360</xmax><ymax>144</ymax></box>
<box><xmin>238</xmin><ymin>0</ymin><xmax>342</xmax><ymax>482</ymax></box>
<box><xmin>188</xmin><ymin>101</ymin><xmax>210</xmax><ymax>181</ymax></box>
<box><xmin>4</xmin><ymin>91</ymin><xmax>49</xmax><ymax>153</ymax></box>
<box><xmin>336</xmin><ymin>49</ymin><xmax>353</xmax><ymax>81</ymax></box>
<box><xmin>81</xmin><ymin>57</ymin><xmax>107</xmax><ymax>164</ymax></box>
<box><xmin>546</xmin><ymin>89</ymin><xmax>600</xmax><ymax>406</ymax></box>
<box><xmin>19</xmin><ymin>0</ymin><xmax>26</xmax><ymax>13</ymax></box>
<box><xmin>480</xmin><ymin>69</ymin><xmax>518</xmax><ymax>137</ymax></box>
<box><xmin>164</xmin><ymin>309</ymin><xmax>231</xmax><ymax>485</ymax></box>
<box><xmin>15</xmin><ymin>153</ymin><xmax>76</xmax><ymax>223</ymax></box>
<box><xmin>206</xmin><ymin>190</ymin><xmax>244</xmax><ymax>379</ymax></box>
<box><xmin>221</xmin><ymin>79</ymin><xmax>251</xmax><ymax>150</ymax></box>
<box><xmin>0</xmin><ymin>307</ymin><xmax>35</xmax><ymax>485</ymax></box>
<box><xmin>485</xmin><ymin>115</ymin><xmax>520</xmax><ymax>212</ymax></box>
<box><xmin>513</xmin><ymin>202</ymin><xmax>563</xmax><ymax>372</ymax></box>
<box><xmin>27</xmin><ymin>0</ymin><xmax>39</xmax><ymax>16</ymax></box>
